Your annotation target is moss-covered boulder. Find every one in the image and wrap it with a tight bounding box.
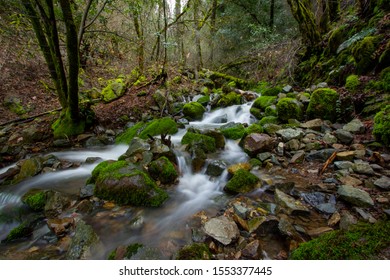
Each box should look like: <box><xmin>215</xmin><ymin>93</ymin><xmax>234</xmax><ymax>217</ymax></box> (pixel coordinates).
<box><xmin>276</xmin><ymin>97</ymin><xmax>303</xmax><ymax>122</ymax></box>
<box><xmin>66</xmin><ymin>220</ymin><xmax>100</xmax><ymax>260</ymax></box>
<box><xmin>183</xmin><ymin>102</ymin><xmax>206</xmax><ymax>121</ymax></box>
<box><xmin>373</xmin><ymin>105</ymin><xmax>390</xmax><ymax>146</ymax></box>
<box><xmin>290</xmin><ymin>221</ymin><xmax>390</xmax><ymax>260</ymax></box>
<box><xmin>139</xmin><ymin>117</ymin><xmax>178</xmax><ymax>139</ymax></box>
<box><xmin>116</xmin><ymin>122</ymin><xmax>146</xmax><ymax>144</ymax></box>
<box><xmin>181</xmin><ymin>131</ymin><xmax>216</xmax><ymax>153</ymax></box>
<box><xmin>148</xmin><ymin>156</ymin><xmax>178</xmax><ymax>184</ymax></box>
<box><xmin>224</xmin><ymin>169</ymin><xmax>260</xmax><ymax>194</ymax></box>
<box><xmin>216</xmin><ymin>92</ymin><xmax>243</xmax><ymax>107</ymax></box>
<box><xmin>12</xmin><ymin>157</ymin><xmax>44</xmax><ymax>185</ymax></box>
<box><xmin>252</xmin><ymin>96</ymin><xmax>278</xmax><ymax>110</ymax></box>
<box><xmin>345</xmin><ymin>75</ymin><xmax>360</xmax><ymax>92</ymax></box>
<box><xmin>101</xmin><ymin>78</ymin><xmax>126</xmax><ymax>103</ymax></box>
<box><xmin>21</xmin><ymin>189</ymin><xmax>47</xmax><ymax>212</ymax></box>
<box><xmin>352</xmin><ymin>36</ymin><xmax>382</xmax><ymax>74</ymax></box>
<box><xmin>220</xmin><ymin>122</ymin><xmax>246</xmax><ymax>140</ymax></box>
<box><xmin>306</xmin><ymin>88</ymin><xmax>339</xmax><ymax>122</ymax></box>
<box><xmin>262</xmin><ymin>86</ymin><xmax>282</xmax><ymax>96</ymax></box>
<box><xmin>2</xmin><ymin>222</ymin><xmax>33</xmax><ymax>243</ymax></box>
<box><xmin>176</xmin><ymin>243</ymin><xmax>211</xmax><ymax>260</ymax></box>
<box><xmin>92</xmin><ymin>160</ymin><xmax>168</xmax><ymax>207</ymax></box>
<box><xmin>259</xmin><ymin>116</ymin><xmax>279</xmax><ymax>126</ymax></box>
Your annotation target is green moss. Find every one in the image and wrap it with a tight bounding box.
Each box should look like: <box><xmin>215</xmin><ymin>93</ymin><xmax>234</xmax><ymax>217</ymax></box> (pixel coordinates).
<box><xmin>345</xmin><ymin>75</ymin><xmax>360</xmax><ymax>92</ymax></box>
<box><xmin>4</xmin><ymin>97</ymin><xmax>26</xmax><ymax>115</ymax></box>
<box><xmin>197</xmin><ymin>95</ymin><xmax>210</xmax><ymax>106</ymax></box>
<box><xmin>220</xmin><ymin>123</ymin><xmax>246</xmax><ymax>140</ymax></box>
<box><xmin>379</xmin><ymin>41</ymin><xmax>390</xmax><ymax>67</ymax></box>
<box><xmin>373</xmin><ymin>105</ymin><xmax>390</xmax><ymax>146</ymax></box>
<box><xmin>148</xmin><ymin>156</ymin><xmax>178</xmax><ymax>184</ymax></box>
<box><xmin>259</xmin><ymin>116</ymin><xmax>279</xmax><ymax>126</ymax></box>
<box><xmin>21</xmin><ymin>189</ymin><xmax>47</xmax><ymax>212</ymax></box>
<box><xmin>116</xmin><ymin>122</ymin><xmax>146</xmax><ymax>144</ymax></box>
<box><xmin>252</xmin><ymin>96</ymin><xmax>277</xmax><ymax>110</ymax></box>
<box><xmin>224</xmin><ymin>169</ymin><xmax>260</xmax><ymax>194</ymax></box>
<box><xmin>101</xmin><ymin>78</ymin><xmax>126</xmax><ymax>103</ymax></box>
<box><xmin>250</xmin><ymin>107</ymin><xmax>263</xmax><ymax>119</ymax></box>
<box><xmin>181</xmin><ymin>132</ymin><xmax>216</xmax><ymax>153</ymax></box>
<box><xmin>290</xmin><ymin>221</ymin><xmax>390</xmax><ymax>260</ymax></box>
<box><xmin>52</xmin><ymin>109</ymin><xmax>85</xmax><ymax>139</ymax></box>
<box><xmin>91</xmin><ymin>160</ymin><xmax>129</xmax><ymax>182</ymax></box>
<box><xmin>3</xmin><ymin>222</ymin><xmax>33</xmax><ymax>243</ymax></box>
<box><xmin>139</xmin><ymin>117</ymin><xmax>178</xmax><ymax>139</ymax></box>
<box><xmin>245</xmin><ymin>124</ymin><xmax>264</xmax><ymax>135</ymax></box>
<box><xmin>262</xmin><ymin>86</ymin><xmax>282</xmax><ymax>96</ymax></box>
<box><xmin>176</xmin><ymin>243</ymin><xmax>211</xmax><ymax>260</ymax></box>
<box><xmin>182</xmin><ymin>102</ymin><xmax>206</xmax><ymax>120</ymax></box>
<box><xmin>265</xmin><ymin>105</ymin><xmax>278</xmax><ymax>116</ymax></box>
<box><xmin>352</xmin><ymin>36</ymin><xmax>382</xmax><ymax>74</ymax></box>
<box><xmin>109</xmin><ymin>243</ymin><xmax>144</xmax><ymax>260</ymax></box>
<box><xmin>276</xmin><ymin>97</ymin><xmax>303</xmax><ymax>122</ymax></box>
<box><xmin>249</xmin><ymin>158</ymin><xmax>262</xmax><ymax>167</ymax></box>
<box><xmin>328</xmin><ymin>25</ymin><xmax>348</xmax><ymax>54</ymax></box>
<box><xmin>306</xmin><ymin>88</ymin><xmax>339</xmax><ymax>122</ymax></box>
<box><xmin>217</xmin><ymin>92</ymin><xmax>242</xmax><ymax>107</ymax></box>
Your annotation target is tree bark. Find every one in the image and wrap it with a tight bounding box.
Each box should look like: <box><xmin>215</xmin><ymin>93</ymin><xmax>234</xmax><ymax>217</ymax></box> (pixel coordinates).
<box><xmin>269</xmin><ymin>0</ymin><xmax>275</xmax><ymax>29</ymax></box>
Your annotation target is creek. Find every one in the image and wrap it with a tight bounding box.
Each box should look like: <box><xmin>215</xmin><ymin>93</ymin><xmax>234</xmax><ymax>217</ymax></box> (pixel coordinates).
<box><xmin>0</xmin><ymin>98</ymin><xmax>261</xmax><ymax>259</ymax></box>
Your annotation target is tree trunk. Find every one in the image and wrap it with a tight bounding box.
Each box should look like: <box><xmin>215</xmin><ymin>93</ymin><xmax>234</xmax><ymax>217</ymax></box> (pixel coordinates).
<box><xmin>209</xmin><ymin>0</ymin><xmax>218</xmax><ymax>66</ymax></box>
<box><xmin>269</xmin><ymin>0</ymin><xmax>275</xmax><ymax>29</ymax></box>
<box><xmin>193</xmin><ymin>0</ymin><xmax>203</xmax><ymax>71</ymax></box>
<box><xmin>319</xmin><ymin>0</ymin><xmax>329</xmax><ymax>34</ymax></box>
<box><xmin>59</xmin><ymin>0</ymin><xmax>80</xmax><ymax>121</ymax></box>
<box><xmin>328</xmin><ymin>0</ymin><xmax>340</xmax><ymax>22</ymax></box>
<box><xmin>133</xmin><ymin>10</ymin><xmax>145</xmax><ymax>72</ymax></box>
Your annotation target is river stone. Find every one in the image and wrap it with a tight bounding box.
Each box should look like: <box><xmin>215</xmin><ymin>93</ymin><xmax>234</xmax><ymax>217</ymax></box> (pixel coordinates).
<box><xmin>276</xmin><ymin>128</ymin><xmax>304</xmax><ymax>142</ymax></box>
<box><xmin>123</xmin><ymin>137</ymin><xmax>151</xmax><ymax>157</ymax></box>
<box><xmin>242</xmin><ymin>239</ymin><xmax>262</xmax><ymax>259</ymax></box>
<box><xmin>352</xmin><ymin>160</ymin><xmax>375</xmax><ymax>175</ymax></box>
<box><xmin>306</xmin><ymin>148</ymin><xmax>336</xmax><ymax>162</ymax></box>
<box><xmin>44</xmin><ymin>191</ymin><xmax>72</xmax><ymax>218</ymax></box>
<box><xmin>335</xmin><ymin>129</ymin><xmax>354</xmax><ymax>144</ymax></box>
<box><xmin>343</xmin><ymin>119</ymin><xmax>365</xmax><ymax>134</ymax></box>
<box><xmin>323</xmin><ymin>132</ymin><xmax>338</xmax><ymax>145</ymax></box>
<box><xmin>374</xmin><ymin>176</ymin><xmax>390</xmax><ymax>190</ymax></box>
<box><xmin>204</xmin><ymin>130</ymin><xmax>226</xmax><ymax>149</ymax></box>
<box><xmin>290</xmin><ymin>150</ymin><xmax>305</xmax><ymax>163</ymax></box>
<box><xmin>203</xmin><ymin>216</ymin><xmax>240</xmax><ymax>245</ymax></box>
<box><xmin>334</xmin><ymin>161</ymin><xmax>354</xmax><ymax>170</ymax></box>
<box><xmin>337</xmin><ymin>185</ymin><xmax>374</xmax><ymax>207</ymax></box>
<box><xmin>336</xmin><ymin>151</ymin><xmax>355</xmax><ymax>161</ymax></box>
<box><xmin>12</xmin><ymin>157</ymin><xmax>44</xmax><ymax>184</ymax></box>
<box><xmin>285</xmin><ymin>139</ymin><xmax>300</xmax><ymax>151</ymax></box>
<box><xmin>206</xmin><ymin>160</ymin><xmax>227</xmax><ymax>176</ymax></box>
<box><xmin>339</xmin><ymin>175</ymin><xmax>363</xmax><ymax>186</ymax></box>
<box><xmin>66</xmin><ymin>219</ymin><xmax>100</xmax><ymax>260</ymax></box>
<box><xmin>301</xmin><ymin>119</ymin><xmax>323</xmax><ymax>131</ymax></box>
<box><xmin>242</xmin><ymin>133</ymin><xmax>275</xmax><ymax>156</ymax></box>
<box><xmin>275</xmin><ymin>189</ymin><xmax>310</xmax><ymax>216</ymax></box>
<box><xmin>80</xmin><ymin>184</ymin><xmax>94</xmax><ymax>198</ymax></box>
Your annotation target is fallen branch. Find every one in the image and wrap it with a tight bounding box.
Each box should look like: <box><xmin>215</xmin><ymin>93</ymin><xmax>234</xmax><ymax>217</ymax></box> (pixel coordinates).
<box><xmin>0</xmin><ymin>107</ymin><xmax>62</xmax><ymax>127</ymax></box>
<box><xmin>319</xmin><ymin>151</ymin><xmax>338</xmax><ymax>176</ymax></box>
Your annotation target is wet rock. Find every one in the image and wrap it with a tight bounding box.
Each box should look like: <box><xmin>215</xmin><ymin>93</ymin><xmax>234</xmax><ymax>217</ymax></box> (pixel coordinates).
<box><xmin>343</xmin><ymin>119</ymin><xmax>365</xmax><ymax>134</ymax></box>
<box><xmin>204</xmin><ymin>216</ymin><xmax>240</xmax><ymax>245</ymax></box>
<box><xmin>85</xmin><ymin>137</ymin><xmax>106</xmax><ymax>147</ymax></box>
<box><xmin>276</xmin><ymin>128</ymin><xmax>304</xmax><ymax>142</ymax></box>
<box><xmin>275</xmin><ymin>189</ymin><xmax>310</xmax><ymax>216</ymax></box>
<box><xmin>80</xmin><ymin>184</ymin><xmax>94</xmax><ymax>198</ymax></box>
<box><xmin>301</xmin><ymin>192</ymin><xmax>336</xmax><ymax>214</ymax></box>
<box><xmin>352</xmin><ymin>160</ymin><xmax>375</xmax><ymax>175</ymax></box>
<box><xmin>242</xmin><ymin>133</ymin><xmax>275</xmax><ymax>156</ymax></box>
<box><xmin>183</xmin><ymin>101</ymin><xmax>206</xmax><ymax>121</ymax></box>
<box><xmin>337</xmin><ymin>185</ymin><xmax>374</xmax><ymax>207</ymax></box>
<box><xmin>306</xmin><ymin>148</ymin><xmax>336</xmax><ymax>162</ymax></box>
<box><xmin>76</xmin><ymin>200</ymin><xmax>94</xmax><ymax>214</ymax></box>
<box><xmin>0</xmin><ymin>166</ymin><xmax>20</xmax><ymax>184</ymax></box>
<box><xmin>47</xmin><ymin>217</ymin><xmax>74</xmax><ymax>237</ymax></box>
<box><xmin>220</xmin><ymin>122</ymin><xmax>246</xmax><ymax>140</ymax></box>
<box><xmin>336</xmin><ymin>151</ymin><xmax>355</xmax><ymax>161</ymax></box>
<box><xmin>176</xmin><ymin>243</ymin><xmax>211</xmax><ymax>260</ymax></box>
<box><xmin>182</xmin><ymin>131</ymin><xmax>216</xmax><ymax>153</ymax></box>
<box><xmin>210</xmin><ymin>114</ymin><xmax>228</xmax><ymax>123</ymax></box>
<box><xmin>374</xmin><ymin>176</ymin><xmax>390</xmax><ymax>190</ymax></box>
<box><xmin>206</xmin><ymin>160</ymin><xmax>227</xmax><ymax>177</ymax></box>
<box><xmin>12</xmin><ymin>157</ymin><xmax>44</xmax><ymax>184</ymax></box>
<box><xmin>21</xmin><ymin>189</ymin><xmax>47</xmax><ymax>211</ymax></box>
<box><xmin>53</xmin><ymin>139</ymin><xmax>71</xmax><ymax>147</ymax></box>
<box><xmin>335</xmin><ymin>129</ymin><xmax>354</xmax><ymax>145</ymax></box>
<box><xmin>66</xmin><ymin>220</ymin><xmax>100</xmax><ymax>260</ymax></box>
<box><xmin>44</xmin><ymin>191</ymin><xmax>72</xmax><ymax>218</ymax></box>
<box><xmin>148</xmin><ymin>156</ymin><xmax>178</xmax><ymax>184</ymax></box>
<box><xmin>301</xmin><ymin>119</ymin><xmax>323</xmax><ymax>131</ymax></box>
<box><xmin>122</xmin><ymin>138</ymin><xmax>151</xmax><ymax>158</ymax></box>
<box><xmin>242</xmin><ymin>240</ymin><xmax>262</xmax><ymax>259</ymax></box>
<box><xmin>204</xmin><ymin>130</ymin><xmax>226</xmax><ymax>149</ymax></box>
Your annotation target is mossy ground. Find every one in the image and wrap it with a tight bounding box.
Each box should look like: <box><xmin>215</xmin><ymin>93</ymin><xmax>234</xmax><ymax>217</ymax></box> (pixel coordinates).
<box><xmin>290</xmin><ymin>221</ymin><xmax>390</xmax><ymax>259</ymax></box>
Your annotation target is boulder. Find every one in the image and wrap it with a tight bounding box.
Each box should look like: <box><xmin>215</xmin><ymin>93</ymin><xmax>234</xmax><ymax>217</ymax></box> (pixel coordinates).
<box><xmin>306</xmin><ymin>88</ymin><xmax>339</xmax><ymax>122</ymax></box>
<box><xmin>335</xmin><ymin>129</ymin><xmax>354</xmax><ymax>144</ymax></box>
<box><xmin>183</xmin><ymin>102</ymin><xmax>206</xmax><ymax>121</ymax></box>
<box><xmin>276</xmin><ymin>97</ymin><xmax>303</xmax><ymax>122</ymax></box>
<box><xmin>337</xmin><ymin>185</ymin><xmax>374</xmax><ymax>207</ymax></box>
<box><xmin>44</xmin><ymin>190</ymin><xmax>72</xmax><ymax>218</ymax></box>
<box><xmin>275</xmin><ymin>189</ymin><xmax>310</xmax><ymax>216</ymax></box>
<box><xmin>203</xmin><ymin>216</ymin><xmax>240</xmax><ymax>245</ymax></box>
<box><xmin>242</xmin><ymin>133</ymin><xmax>275</xmax><ymax>156</ymax></box>
<box><xmin>181</xmin><ymin>131</ymin><xmax>216</xmax><ymax>153</ymax></box>
<box><xmin>343</xmin><ymin>119</ymin><xmax>365</xmax><ymax>134</ymax></box>
<box><xmin>148</xmin><ymin>156</ymin><xmax>178</xmax><ymax>184</ymax></box>
<box><xmin>224</xmin><ymin>169</ymin><xmax>260</xmax><ymax>194</ymax></box>
<box><xmin>101</xmin><ymin>78</ymin><xmax>126</xmax><ymax>103</ymax></box>
<box><xmin>220</xmin><ymin>122</ymin><xmax>246</xmax><ymax>140</ymax></box>
<box><xmin>12</xmin><ymin>157</ymin><xmax>44</xmax><ymax>184</ymax></box>
<box><xmin>206</xmin><ymin>160</ymin><xmax>227</xmax><ymax>177</ymax></box>
<box><xmin>276</xmin><ymin>128</ymin><xmax>304</xmax><ymax>142</ymax></box>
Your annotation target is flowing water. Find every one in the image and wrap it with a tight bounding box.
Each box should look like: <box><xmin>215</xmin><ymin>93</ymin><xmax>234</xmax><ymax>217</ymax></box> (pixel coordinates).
<box><xmin>0</xmin><ymin>98</ymin><xmax>258</xmax><ymax>259</ymax></box>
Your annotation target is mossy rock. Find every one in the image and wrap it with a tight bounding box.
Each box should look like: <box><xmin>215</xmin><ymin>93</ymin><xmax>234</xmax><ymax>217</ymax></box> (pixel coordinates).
<box><xmin>197</xmin><ymin>95</ymin><xmax>210</xmax><ymax>106</ymax></box>
<box><xmin>52</xmin><ymin>110</ymin><xmax>85</xmax><ymax>139</ymax></box>
<box><xmin>176</xmin><ymin>243</ymin><xmax>211</xmax><ymax>260</ymax></box>
<box><xmin>108</xmin><ymin>243</ymin><xmax>143</xmax><ymax>260</ymax></box>
<box><xmin>220</xmin><ymin>123</ymin><xmax>246</xmax><ymax>140</ymax></box>
<box><xmin>139</xmin><ymin>117</ymin><xmax>178</xmax><ymax>139</ymax></box>
<box><xmin>245</xmin><ymin>124</ymin><xmax>264</xmax><ymax>135</ymax></box>
<box><xmin>183</xmin><ymin>102</ymin><xmax>206</xmax><ymax>121</ymax></box>
<box><xmin>252</xmin><ymin>96</ymin><xmax>277</xmax><ymax>111</ymax></box>
<box><xmin>12</xmin><ymin>157</ymin><xmax>43</xmax><ymax>185</ymax></box>
<box><xmin>148</xmin><ymin>156</ymin><xmax>178</xmax><ymax>184</ymax></box>
<box><xmin>265</xmin><ymin>105</ymin><xmax>277</xmax><ymax>117</ymax></box>
<box><xmin>101</xmin><ymin>78</ymin><xmax>126</xmax><ymax>103</ymax></box>
<box><xmin>345</xmin><ymin>75</ymin><xmax>360</xmax><ymax>92</ymax></box>
<box><xmin>3</xmin><ymin>96</ymin><xmax>27</xmax><ymax>115</ymax></box>
<box><xmin>262</xmin><ymin>86</ymin><xmax>282</xmax><ymax>96</ymax></box>
<box><xmin>216</xmin><ymin>92</ymin><xmax>243</xmax><ymax>108</ymax></box>
<box><xmin>92</xmin><ymin>160</ymin><xmax>168</xmax><ymax>207</ymax></box>
<box><xmin>115</xmin><ymin>122</ymin><xmax>146</xmax><ymax>144</ymax></box>
<box><xmin>21</xmin><ymin>189</ymin><xmax>47</xmax><ymax>212</ymax></box>
<box><xmin>276</xmin><ymin>97</ymin><xmax>303</xmax><ymax>122</ymax></box>
<box><xmin>328</xmin><ymin>25</ymin><xmax>348</xmax><ymax>54</ymax></box>
<box><xmin>224</xmin><ymin>169</ymin><xmax>260</xmax><ymax>194</ymax></box>
<box><xmin>250</xmin><ymin>107</ymin><xmax>263</xmax><ymax>119</ymax></box>
<box><xmin>373</xmin><ymin>105</ymin><xmax>390</xmax><ymax>146</ymax></box>
<box><xmin>181</xmin><ymin>132</ymin><xmax>216</xmax><ymax>153</ymax></box>
<box><xmin>352</xmin><ymin>36</ymin><xmax>382</xmax><ymax>74</ymax></box>
<box><xmin>259</xmin><ymin>116</ymin><xmax>279</xmax><ymax>126</ymax></box>
<box><xmin>290</xmin><ymin>221</ymin><xmax>390</xmax><ymax>259</ymax></box>
<box><xmin>2</xmin><ymin>222</ymin><xmax>33</xmax><ymax>243</ymax></box>
<box><xmin>306</xmin><ymin>88</ymin><xmax>339</xmax><ymax>122</ymax></box>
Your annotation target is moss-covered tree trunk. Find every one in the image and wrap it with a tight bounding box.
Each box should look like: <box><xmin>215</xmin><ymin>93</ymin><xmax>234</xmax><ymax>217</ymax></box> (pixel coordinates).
<box><xmin>358</xmin><ymin>0</ymin><xmax>378</xmax><ymax>18</ymax></box>
<box><xmin>328</xmin><ymin>0</ymin><xmax>340</xmax><ymax>22</ymax></box>
<box><xmin>132</xmin><ymin>10</ymin><xmax>145</xmax><ymax>73</ymax></box>
<box><xmin>286</xmin><ymin>0</ymin><xmax>321</xmax><ymax>51</ymax></box>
